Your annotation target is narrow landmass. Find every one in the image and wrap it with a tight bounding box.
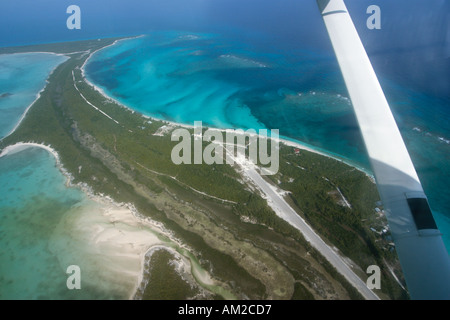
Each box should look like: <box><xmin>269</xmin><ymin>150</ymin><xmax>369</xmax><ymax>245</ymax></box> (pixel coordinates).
<box><xmin>0</xmin><ymin>37</ymin><xmax>408</xmax><ymax>300</ymax></box>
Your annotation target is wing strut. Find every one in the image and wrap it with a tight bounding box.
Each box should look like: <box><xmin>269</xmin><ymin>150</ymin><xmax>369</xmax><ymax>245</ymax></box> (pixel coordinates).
<box><xmin>316</xmin><ymin>0</ymin><xmax>450</xmax><ymax>299</ymax></box>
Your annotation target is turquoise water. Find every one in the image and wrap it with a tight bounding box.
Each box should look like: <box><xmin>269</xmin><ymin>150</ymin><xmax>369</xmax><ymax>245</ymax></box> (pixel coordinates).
<box><xmin>0</xmin><ymin>32</ymin><xmax>447</xmax><ymax>300</ymax></box>
<box><xmin>0</xmin><ymin>48</ymin><xmax>231</xmax><ymax>299</ymax></box>
<box><xmin>0</xmin><ymin>50</ymin><xmax>138</xmax><ymax>298</ymax></box>
<box><xmin>0</xmin><ymin>52</ymin><xmax>68</xmax><ymax>138</ymax></box>
<box><xmin>85</xmin><ymin>31</ymin><xmax>450</xmax><ymax>252</ymax></box>
<box><xmin>1</xmin><ymin>147</ymin><xmax>84</xmax><ymax>299</ymax></box>
<box><xmin>0</xmin><ymin>147</ymin><xmax>137</xmax><ymax>299</ymax></box>
<box><xmin>0</xmin><ymin>145</ymin><xmax>224</xmax><ymax>299</ymax></box>
<box><xmin>86</xmin><ymin>32</ymin><xmax>368</xmax><ymax>164</ymax></box>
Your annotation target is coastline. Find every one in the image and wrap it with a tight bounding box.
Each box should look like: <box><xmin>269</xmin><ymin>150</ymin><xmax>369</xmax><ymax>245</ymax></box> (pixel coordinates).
<box><xmin>0</xmin><ymin>51</ymin><xmax>69</xmax><ymax>57</ymax></box>
<box><xmin>0</xmin><ymin>142</ymin><xmax>224</xmax><ymax>299</ymax></box>
<box><xmin>80</xmin><ymin>35</ymin><xmax>145</xmax><ymax>106</ymax></box>
<box><xmin>75</xmin><ymin>37</ymin><xmax>384</xmax><ymax>299</ymax></box>
<box><xmin>0</xmin><ymin>40</ymin><xmax>238</xmax><ymax>299</ymax></box>
<box><xmin>218</xmin><ymin>135</ymin><xmax>380</xmax><ymax>300</ymax></box>
<box><xmin>79</xmin><ymin>36</ymin><xmax>375</xmax><ymax>182</ymax></box>
<box><xmin>279</xmin><ymin>137</ymin><xmax>375</xmax><ymax>182</ymax></box>
<box><xmin>0</xmin><ymin>37</ymin><xmax>383</xmax><ymax>299</ymax></box>
<box><xmin>0</xmin><ymin>142</ymin><xmax>62</xmax><ymax>164</ymax></box>
<box><xmin>2</xmin><ymin>52</ymin><xmax>70</xmax><ymax>139</ymax></box>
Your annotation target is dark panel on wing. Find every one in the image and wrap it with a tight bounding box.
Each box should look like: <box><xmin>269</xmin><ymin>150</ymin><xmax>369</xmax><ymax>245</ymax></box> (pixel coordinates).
<box><xmin>407</xmin><ymin>198</ymin><xmax>438</xmax><ymax>230</ymax></box>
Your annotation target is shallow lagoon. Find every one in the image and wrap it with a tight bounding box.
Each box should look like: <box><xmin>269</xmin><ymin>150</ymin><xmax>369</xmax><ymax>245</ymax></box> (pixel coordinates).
<box><xmin>0</xmin><ymin>52</ymin><xmax>68</xmax><ymax>139</ymax></box>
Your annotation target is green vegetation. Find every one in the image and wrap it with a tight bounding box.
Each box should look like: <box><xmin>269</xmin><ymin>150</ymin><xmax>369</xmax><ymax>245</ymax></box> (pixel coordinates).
<box><xmin>0</xmin><ymin>38</ymin><xmax>123</xmax><ymax>54</ymax></box>
<box><xmin>234</xmin><ymin>194</ymin><xmax>301</xmax><ymax>239</ymax></box>
<box><xmin>0</xmin><ymin>38</ymin><xmax>407</xmax><ymax>300</ymax></box>
<box><xmin>141</xmin><ymin>249</ymin><xmax>200</xmax><ymax>300</ymax></box>
<box><xmin>268</xmin><ymin>145</ymin><xmax>408</xmax><ymax>299</ymax></box>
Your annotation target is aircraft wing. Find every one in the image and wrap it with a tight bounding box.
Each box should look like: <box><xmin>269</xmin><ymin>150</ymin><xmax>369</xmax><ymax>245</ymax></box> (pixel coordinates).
<box><xmin>316</xmin><ymin>0</ymin><xmax>450</xmax><ymax>299</ymax></box>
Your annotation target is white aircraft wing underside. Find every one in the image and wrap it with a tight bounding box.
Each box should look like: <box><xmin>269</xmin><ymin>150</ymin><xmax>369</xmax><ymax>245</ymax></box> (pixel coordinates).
<box><xmin>316</xmin><ymin>0</ymin><xmax>450</xmax><ymax>299</ymax></box>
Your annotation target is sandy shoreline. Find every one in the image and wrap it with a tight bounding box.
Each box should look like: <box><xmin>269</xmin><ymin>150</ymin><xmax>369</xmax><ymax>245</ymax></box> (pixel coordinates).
<box><xmin>2</xmin><ymin>35</ymin><xmax>373</xmax><ymax>180</ymax></box>
<box><xmin>0</xmin><ymin>142</ymin><xmax>220</xmax><ymax>299</ymax></box>
<box><xmin>2</xmin><ymin>53</ymin><xmax>69</xmax><ymax>139</ymax></box>
<box><xmin>0</xmin><ymin>51</ymin><xmax>69</xmax><ymax>57</ymax></box>
<box><xmin>0</xmin><ymin>142</ymin><xmax>62</xmax><ymax>163</ymax></box>
<box><xmin>1</xmin><ymin>37</ymin><xmax>377</xmax><ymax>299</ymax></box>
<box><xmin>79</xmin><ymin>36</ymin><xmax>374</xmax><ymax>181</ymax></box>
<box><xmin>76</xmin><ymin>39</ymin><xmax>379</xmax><ymax>299</ymax></box>
<box><xmin>80</xmin><ymin>35</ymin><xmax>145</xmax><ymax>108</ymax></box>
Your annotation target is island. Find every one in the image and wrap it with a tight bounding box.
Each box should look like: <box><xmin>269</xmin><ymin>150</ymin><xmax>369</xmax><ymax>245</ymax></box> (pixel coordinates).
<box><xmin>0</xmin><ymin>37</ymin><xmax>408</xmax><ymax>300</ymax></box>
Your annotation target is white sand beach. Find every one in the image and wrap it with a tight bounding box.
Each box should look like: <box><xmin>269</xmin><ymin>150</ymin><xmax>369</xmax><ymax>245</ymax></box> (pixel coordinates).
<box><xmin>1</xmin><ymin>38</ymin><xmax>377</xmax><ymax>299</ymax></box>
<box><xmin>0</xmin><ymin>142</ymin><xmax>219</xmax><ymax>299</ymax></box>
<box><xmin>2</xmin><ymin>53</ymin><xmax>69</xmax><ymax>139</ymax></box>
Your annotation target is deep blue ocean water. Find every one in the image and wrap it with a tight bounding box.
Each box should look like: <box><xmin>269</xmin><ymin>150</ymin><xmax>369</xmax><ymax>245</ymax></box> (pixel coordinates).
<box><xmin>85</xmin><ymin>31</ymin><xmax>450</xmax><ymax>252</ymax></box>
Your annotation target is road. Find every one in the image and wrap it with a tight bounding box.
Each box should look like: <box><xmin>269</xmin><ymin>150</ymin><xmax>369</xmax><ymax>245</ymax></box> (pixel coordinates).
<box><xmin>244</xmin><ymin>165</ymin><xmax>380</xmax><ymax>300</ymax></box>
